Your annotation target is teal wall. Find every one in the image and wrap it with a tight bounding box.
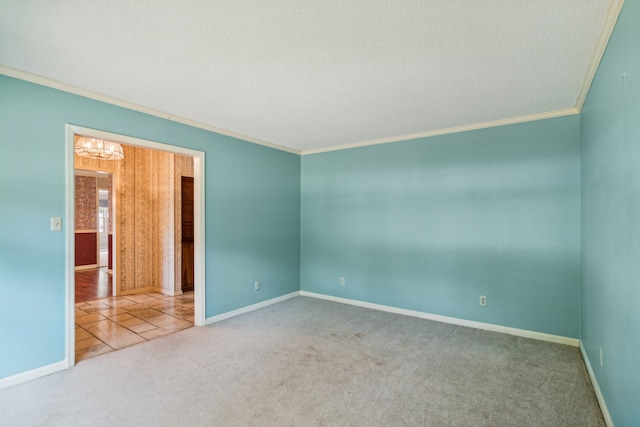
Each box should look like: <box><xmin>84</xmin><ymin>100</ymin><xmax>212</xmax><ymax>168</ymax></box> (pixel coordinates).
<box><xmin>581</xmin><ymin>1</ymin><xmax>640</xmax><ymax>425</ymax></box>
<box><xmin>3</xmin><ymin>4</ymin><xmax>639</xmax><ymax>421</ymax></box>
<box><xmin>301</xmin><ymin>116</ymin><xmax>581</xmax><ymax>338</ymax></box>
<box><xmin>0</xmin><ymin>75</ymin><xmax>301</xmax><ymax>380</ymax></box>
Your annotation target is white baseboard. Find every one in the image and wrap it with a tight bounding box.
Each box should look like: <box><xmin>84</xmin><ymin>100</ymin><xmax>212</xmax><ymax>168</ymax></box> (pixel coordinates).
<box><xmin>0</xmin><ymin>360</ymin><xmax>67</xmax><ymax>390</ymax></box>
<box><xmin>205</xmin><ymin>291</ymin><xmax>300</xmax><ymax>325</ymax></box>
<box><xmin>580</xmin><ymin>342</ymin><xmax>614</xmax><ymax>426</ymax></box>
<box><xmin>300</xmin><ymin>291</ymin><xmax>580</xmax><ymax>347</ymax></box>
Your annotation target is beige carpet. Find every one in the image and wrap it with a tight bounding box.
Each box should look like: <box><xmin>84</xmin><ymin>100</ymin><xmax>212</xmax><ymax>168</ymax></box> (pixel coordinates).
<box><xmin>0</xmin><ymin>297</ymin><xmax>604</xmax><ymax>426</ymax></box>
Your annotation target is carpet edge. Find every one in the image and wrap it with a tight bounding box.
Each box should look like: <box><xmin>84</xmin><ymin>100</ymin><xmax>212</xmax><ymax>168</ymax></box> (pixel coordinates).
<box><xmin>300</xmin><ymin>291</ymin><xmax>580</xmax><ymax>347</ymax></box>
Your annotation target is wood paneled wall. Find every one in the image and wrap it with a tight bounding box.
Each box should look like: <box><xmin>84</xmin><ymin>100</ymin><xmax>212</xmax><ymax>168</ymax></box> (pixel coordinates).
<box><xmin>75</xmin><ymin>152</ymin><xmax>118</xmax><ymax>173</ymax></box>
<box><xmin>107</xmin><ymin>174</ymin><xmax>113</xmax><ymax>234</ymax></box>
<box><xmin>75</xmin><ymin>142</ymin><xmax>193</xmax><ymax>295</ymax></box>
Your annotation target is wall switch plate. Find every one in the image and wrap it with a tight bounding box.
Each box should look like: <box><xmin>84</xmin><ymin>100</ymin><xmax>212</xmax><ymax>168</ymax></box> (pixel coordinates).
<box><xmin>50</xmin><ymin>217</ymin><xmax>62</xmax><ymax>231</ymax></box>
<box><xmin>340</xmin><ymin>277</ymin><xmax>345</xmax><ymax>286</ymax></box>
<box><xmin>479</xmin><ymin>295</ymin><xmax>487</xmax><ymax>306</ymax></box>
<box><xmin>255</xmin><ymin>281</ymin><xmax>260</xmax><ymax>291</ymax></box>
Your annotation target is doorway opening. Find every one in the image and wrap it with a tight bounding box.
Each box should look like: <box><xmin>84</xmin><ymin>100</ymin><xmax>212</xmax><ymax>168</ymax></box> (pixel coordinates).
<box><xmin>181</xmin><ymin>176</ymin><xmax>194</xmax><ymax>293</ymax></box>
<box><xmin>98</xmin><ymin>188</ymin><xmax>109</xmax><ymax>267</ymax></box>
<box><xmin>73</xmin><ymin>170</ymin><xmax>114</xmax><ymax>303</ymax></box>
<box><xmin>66</xmin><ymin>125</ymin><xmax>206</xmax><ymax>367</ymax></box>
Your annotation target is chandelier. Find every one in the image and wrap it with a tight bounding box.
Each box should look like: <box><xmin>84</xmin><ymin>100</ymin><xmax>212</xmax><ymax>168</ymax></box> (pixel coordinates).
<box><xmin>75</xmin><ymin>137</ymin><xmax>125</xmax><ymax>160</ymax></box>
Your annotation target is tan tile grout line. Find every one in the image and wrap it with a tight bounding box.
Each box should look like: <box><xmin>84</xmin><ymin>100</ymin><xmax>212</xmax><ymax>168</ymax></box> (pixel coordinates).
<box><xmin>75</xmin><ymin>292</ymin><xmax>195</xmax><ymax>362</ymax></box>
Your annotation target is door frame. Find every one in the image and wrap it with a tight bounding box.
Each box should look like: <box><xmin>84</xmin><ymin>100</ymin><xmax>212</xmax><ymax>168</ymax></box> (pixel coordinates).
<box><xmin>97</xmin><ymin>186</ymin><xmax>109</xmax><ymax>268</ymax></box>
<box><xmin>65</xmin><ymin>124</ymin><xmax>206</xmax><ymax>368</ymax></box>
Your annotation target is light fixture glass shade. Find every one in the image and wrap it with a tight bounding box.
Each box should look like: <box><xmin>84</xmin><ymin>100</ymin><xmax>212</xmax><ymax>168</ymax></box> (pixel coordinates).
<box><xmin>75</xmin><ymin>137</ymin><xmax>125</xmax><ymax>160</ymax></box>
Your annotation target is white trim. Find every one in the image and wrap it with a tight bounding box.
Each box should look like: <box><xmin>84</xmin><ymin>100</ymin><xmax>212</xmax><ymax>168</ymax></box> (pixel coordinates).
<box><xmin>0</xmin><ymin>361</ymin><xmax>68</xmax><ymax>390</ymax></box>
<box><xmin>68</xmin><ymin>125</ymin><xmax>204</xmax><ymax>157</ymax></box>
<box><xmin>580</xmin><ymin>342</ymin><xmax>614</xmax><ymax>427</ymax></box>
<box><xmin>65</xmin><ymin>125</ymin><xmax>76</xmax><ymax>368</ymax></box>
<box><xmin>1</xmin><ymin>66</ymin><xmax>587</xmax><ymax>156</ymax></box>
<box><xmin>0</xmin><ymin>65</ymin><xmax>300</xmax><ymax>155</ymax></box>
<box><xmin>575</xmin><ymin>0</ymin><xmax>625</xmax><ymax>111</ymax></box>
<box><xmin>205</xmin><ymin>291</ymin><xmax>300</xmax><ymax>325</ymax></box>
<box><xmin>193</xmin><ymin>152</ymin><xmax>206</xmax><ymax>326</ymax></box>
<box><xmin>300</xmin><ymin>291</ymin><xmax>580</xmax><ymax>347</ymax></box>
<box><xmin>301</xmin><ymin>108</ymin><xmax>579</xmax><ymax>155</ymax></box>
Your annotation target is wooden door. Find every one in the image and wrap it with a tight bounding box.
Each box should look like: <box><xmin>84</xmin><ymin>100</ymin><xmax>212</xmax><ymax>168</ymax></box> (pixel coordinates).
<box><xmin>181</xmin><ymin>177</ymin><xmax>195</xmax><ymax>292</ymax></box>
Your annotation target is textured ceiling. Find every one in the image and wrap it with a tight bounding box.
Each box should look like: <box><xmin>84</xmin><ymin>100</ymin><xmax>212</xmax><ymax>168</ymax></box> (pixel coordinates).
<box><xmin>0</xmin><ymin>0</ymin><xmax>614</xmax><ymax>153</ymax></box>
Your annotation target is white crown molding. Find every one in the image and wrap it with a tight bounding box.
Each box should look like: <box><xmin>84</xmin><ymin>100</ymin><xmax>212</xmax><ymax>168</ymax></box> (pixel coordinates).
<box><xmin>0</xmin><ymin>65</ymin><xmax>301</xmax><ymax>155</ymax></box>
<box><xmin>5</xmin><ymin>56</ymin><xmax>616</xmax><ymax>157</ymax></box>
<box><xmin>580</xmin><ymin>342</ymin><xmax>614</xmax><ymax>427</ymax></box>
<box><xmin>575</xmin><ymin>0</ymin><xmax>625</xmax><ymax>111</ymax></box>
<box><xmin>301</xmin><ymin>108</ymin><xmax>579</xmax><ymax>155</ymax></box>
<box><xmin>300</xmin><ymin>291</ymin><xmax>580</xmax><ymax>347</ymax></box>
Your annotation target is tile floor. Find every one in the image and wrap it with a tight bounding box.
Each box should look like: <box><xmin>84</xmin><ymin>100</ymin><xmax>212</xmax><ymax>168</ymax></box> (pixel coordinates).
<box><xmin>75</xmin><ymin>292</ymin><xmax>194</xmax><ymax>362</ymax></box>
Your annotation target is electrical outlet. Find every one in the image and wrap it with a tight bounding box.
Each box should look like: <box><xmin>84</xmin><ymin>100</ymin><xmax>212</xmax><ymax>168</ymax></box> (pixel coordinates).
<box><xmin>340</xmin><ymin>277</ymin><xmax>345</xmax><ymax>286</ymax></box>
<box><xmin>255</xmin><ymin>281</ymin><xmax>260</xmax><ymax>291</ymax></box>
<box><xmin>479</xmin><ymin>295</ymin><xmax>487</xmax><ymax>306</ymax></box>
<box><xmin>599</xmin><ymin>346</ymin><xmax>603</xmax><ymax>366</ymax></box>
